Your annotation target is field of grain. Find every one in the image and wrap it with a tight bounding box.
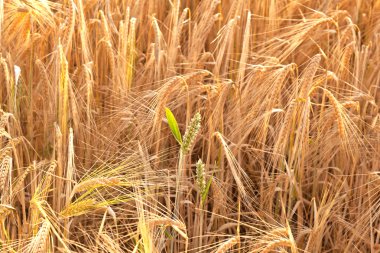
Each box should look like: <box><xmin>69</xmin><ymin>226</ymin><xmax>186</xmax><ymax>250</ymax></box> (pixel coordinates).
<box><xmin>0</xmin><ymin>0</ymin><xmax>379</xmax><ymax>252</ymax></box>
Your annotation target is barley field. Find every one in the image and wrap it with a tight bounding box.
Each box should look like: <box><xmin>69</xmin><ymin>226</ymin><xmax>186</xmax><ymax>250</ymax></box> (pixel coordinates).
<box><xmin>0</xmin><ymin>0</ymin><xmax>379</xmax><ymax>252</ymax></box>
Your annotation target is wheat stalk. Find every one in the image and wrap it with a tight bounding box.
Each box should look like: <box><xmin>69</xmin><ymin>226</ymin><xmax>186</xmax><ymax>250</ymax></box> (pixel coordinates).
<box><xmin>147</xmin><ymin>218</ymin><xmax>186</xmax><ymax>230</ymax></box>
<box><xmin>58</xmin><ymin>44</ymin><xmax>69</xmax><ymax>140</ymax></box>
<box><xmin>12</xmin><ymin>164</ymin><xmax>33</xmax><ymax>195</ymax></box>
<box><xmin>27</xmin><ymin>219</ymin><xmax>51</xmax><ymax>253</ymax></box>
<box><xmin>0</xmin><ymin>155</ymin><xmax>11</xmax><ymax>194</ymax></box>
<box><xmin>215</xmin><ymin>236</ymin><xmax>238</xmax><ymax>253</ymax></box>
<box><xmin>60</xmin><ymin>198</ymin><xmax>97</xmax><ymax>218</ymax></box>
<box><xmin>310</xmin><ymin>86</ymin><xmax>346</xmax><ymax>140</ymax></box>
<box><xmin>126</xmin><ymin>17</ymin><xmax>136</xmax><ymax>91</ymax></box>
<box><xmin>71</xmin><ymin>177</ymin><xmax>121</xmax><ymax>195</ymax></box>
<box><xmin>260</xmin><ymin>238</ymin><xmax>293</xmax><ymax>253</ymax></box>
<box><xmin>63</xmin><ymin>0</ymin><xmax>76</xmax><ymax>55</ymax></box>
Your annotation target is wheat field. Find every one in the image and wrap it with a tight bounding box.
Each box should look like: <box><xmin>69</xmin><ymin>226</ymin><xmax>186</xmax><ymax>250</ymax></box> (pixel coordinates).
<box><xmin>0</xmin><ymin>0</ymin><xmax>379</xmax><ymax>252</ymax></box>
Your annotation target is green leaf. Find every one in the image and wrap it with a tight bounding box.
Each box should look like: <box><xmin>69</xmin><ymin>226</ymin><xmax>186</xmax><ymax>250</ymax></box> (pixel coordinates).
<box><xmin>165</xmin><ymin>107</ymin><xmax>182</xmax><ymax>145</ymax></box>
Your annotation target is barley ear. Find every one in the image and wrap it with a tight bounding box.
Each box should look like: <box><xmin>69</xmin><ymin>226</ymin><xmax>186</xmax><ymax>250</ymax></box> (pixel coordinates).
<box><xmin>215</xmin><ymin>236</ymin><xmax>239</xmax><ymax>253</ymax></box>
<box><xmin>181</xmin><ymin>112</ymin><xmax>201</xmax><ymax>154</ymax></box>
<box><xmin>196</xmin><ymin>159</ymin><xmax>206</xmax><ymax>194</ymax></box>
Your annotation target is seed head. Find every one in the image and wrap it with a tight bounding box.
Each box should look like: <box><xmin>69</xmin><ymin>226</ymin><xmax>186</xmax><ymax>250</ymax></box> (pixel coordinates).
<box><xmin>196</xmin><ymin>159</ymin><xmax>206</xmax><ymax>194</ymax></box>
<box><xmin>181</xmin><ymin>112</ymin><xmax>201</xmax><ymax>154</ymax></box>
